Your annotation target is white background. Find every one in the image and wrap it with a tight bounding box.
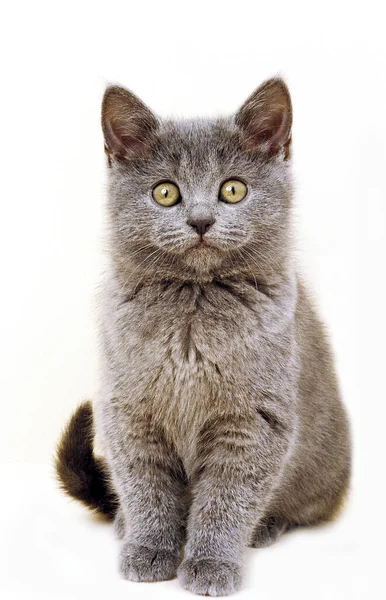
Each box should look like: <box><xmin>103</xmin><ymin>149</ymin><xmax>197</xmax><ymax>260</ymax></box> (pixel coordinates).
<box><xmin>0</xmin><ymin>1</ymin><xmax>384</xmax><ymax>598</ymax></box>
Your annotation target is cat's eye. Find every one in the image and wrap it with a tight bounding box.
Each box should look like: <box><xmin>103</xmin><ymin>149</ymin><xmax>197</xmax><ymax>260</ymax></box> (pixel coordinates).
<box><xmin>219</xmin><ymin>179</ymin><xmax>247</xmax><ymax>204</ymax></box>
<box><xmin>152</xmin><ymin>182</ymin><xmax>181</xmax><ymax>207</ymax></box>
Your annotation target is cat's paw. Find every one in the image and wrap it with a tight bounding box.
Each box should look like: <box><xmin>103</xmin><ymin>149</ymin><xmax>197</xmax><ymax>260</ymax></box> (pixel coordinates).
<box><xmin>249</xmin><ymin>515</ymin><xmax>288</xmax><ymax>548</ymax></box>
<box><xmin>119</xmin><ymin>542</ymin><xmax>180</xmax><ymax>582</ymax></box>
<box><xmin>178</xmin><ymin>558</ymin><xmax>242</xmax><ymax>596</ymax></box>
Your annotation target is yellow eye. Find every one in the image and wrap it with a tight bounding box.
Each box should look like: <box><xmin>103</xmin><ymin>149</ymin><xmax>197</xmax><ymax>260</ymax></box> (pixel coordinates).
<box><xmin>152</xmin><ymin>182</ymin><xmax>181</xmax><ymax>207</ymax></box>
<box><xmin>219</xmin><ymin>179</ymin><xmax>247</xmax><ymax>204</ymax></box>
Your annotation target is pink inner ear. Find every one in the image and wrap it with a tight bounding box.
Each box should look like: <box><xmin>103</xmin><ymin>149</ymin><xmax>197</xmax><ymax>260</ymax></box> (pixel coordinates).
<box><xmin>102</xmin><ymin>86</ymin><xmax>158</xmax><ymax>160</ymax></box>
<box><xmin>104</xmin><ymin>119</ymin><xmax>127</xmax><ymax>157</ymax></box>
<box><xmin>266</xmin><ymin>108</ymin><xmax>290</xmax><ymax>146</ymax></box>
<box><xmin>246</xmin><ymin>106</ymin><xmax>290</xmax><ymax>153</ymax></box>
<box><xmin>105</xmin><ymin>114</ymin><xmax>155</xmax><ymax>159</ymax></box>
<box><xmin>117</xmin><ymin>123</ymin><xmax>152</xmax><ymax>157</ymax></box>
<box><xmin>236</xmin><ymin>79</ymin><xmax>292</xmax><ymax>157</ymax></box>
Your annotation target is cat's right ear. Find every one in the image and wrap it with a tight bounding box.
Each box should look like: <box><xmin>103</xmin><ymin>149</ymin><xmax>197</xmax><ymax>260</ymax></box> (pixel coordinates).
<box><xmin>101</xmin><ymin>86</ymin><xmax>159</xmax><ymax>162</ymax></box>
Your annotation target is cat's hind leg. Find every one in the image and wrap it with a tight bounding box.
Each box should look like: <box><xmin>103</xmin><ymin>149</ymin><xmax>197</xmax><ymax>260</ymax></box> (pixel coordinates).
<box><xmin>114</xmin><ymin>508</ymin><xmax>126</xmax><ymax>539</ymax></box>
<box><xmin>249</xmin><ymin>516</ymin><xmax>292</xmax><ymax>548</ymax></box>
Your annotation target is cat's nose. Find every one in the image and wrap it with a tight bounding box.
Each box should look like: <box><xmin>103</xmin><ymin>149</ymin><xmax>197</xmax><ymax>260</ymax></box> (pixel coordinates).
<box><xmin>187</xmin><ymin>216</ymin><xmax>215</xmax><ymax>237</ymax></box>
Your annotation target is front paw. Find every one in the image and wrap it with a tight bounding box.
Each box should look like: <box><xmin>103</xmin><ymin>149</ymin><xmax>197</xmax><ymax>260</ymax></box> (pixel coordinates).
<box><xmin>178</xmin><ymin>558</ymin><xmax>242</xmax><ymax>596</ymax></box>
<box><xmin>119</xmin><ymin>542</ymin><xmax>180</xmax><ymax>582</ymax></box>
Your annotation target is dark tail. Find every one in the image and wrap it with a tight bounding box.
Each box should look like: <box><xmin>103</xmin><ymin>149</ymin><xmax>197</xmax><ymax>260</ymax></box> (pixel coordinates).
<box><xmin>55</xmin><ymin>401</ymin><xmax>118</xmax><ymax>519</ymax></box>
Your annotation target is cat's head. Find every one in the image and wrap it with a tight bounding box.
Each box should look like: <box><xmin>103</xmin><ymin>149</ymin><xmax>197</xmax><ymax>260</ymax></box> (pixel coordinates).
<box><xmin>102</xmin><ymin>78</ymin><xmax>293</xmax><ymax>286</ymax></box>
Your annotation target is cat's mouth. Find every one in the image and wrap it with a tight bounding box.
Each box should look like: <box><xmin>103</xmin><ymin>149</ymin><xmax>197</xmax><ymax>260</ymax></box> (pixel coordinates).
<box><xmin>190</xmin><ymin>237</ymin><xmax>215</xmax><ymax>250</ymax></box>
<box><xmin>195</xmin><ymin>239</ymin><xmax>210</xmax><ymax>248</ymax></box>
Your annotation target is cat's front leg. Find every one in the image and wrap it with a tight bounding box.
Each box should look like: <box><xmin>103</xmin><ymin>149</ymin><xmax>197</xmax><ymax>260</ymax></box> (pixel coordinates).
<box><xmin>102</xmin><ymin>404</ymin><xmax>187</xmax><ymax>582</ymax></box>
<box><xmin>178</xmin><ymin>411</ymin><xmax>292</xmax><ymax>596</ymax></box>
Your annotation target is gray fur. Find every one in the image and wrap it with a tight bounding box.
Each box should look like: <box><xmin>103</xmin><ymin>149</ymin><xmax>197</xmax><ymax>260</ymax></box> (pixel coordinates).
<box><xmin>94</xmin><ymin>79</ymin><xmax>351</xmax><ymax>596</ymax></box>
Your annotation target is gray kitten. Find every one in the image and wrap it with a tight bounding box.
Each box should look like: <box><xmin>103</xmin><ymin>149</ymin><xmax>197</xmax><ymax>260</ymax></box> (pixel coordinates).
<box><xmin>56</xmin><ymin>78</ymin><xmax>351</xmax><ymax>596</ymax></box>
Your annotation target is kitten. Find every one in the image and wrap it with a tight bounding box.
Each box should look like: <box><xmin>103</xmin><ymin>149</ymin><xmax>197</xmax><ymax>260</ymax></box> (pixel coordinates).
<box><xmin>56</xmin><ymin>78</ymin><xmax>351</xmax><ymax>596</ymax></box>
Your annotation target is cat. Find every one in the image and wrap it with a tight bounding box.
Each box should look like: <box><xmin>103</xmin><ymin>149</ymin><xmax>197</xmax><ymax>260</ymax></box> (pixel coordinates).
<box><xmin>56</xmin><ymin>78</ymin><xmax>351</xmax><ymax>596</ymax></box>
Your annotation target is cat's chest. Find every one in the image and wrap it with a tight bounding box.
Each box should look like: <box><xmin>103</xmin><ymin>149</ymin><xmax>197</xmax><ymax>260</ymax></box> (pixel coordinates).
<box><xmin>105</xmin><ymin>279</ymin><xmax>296</xmax><ymax>469</ymax></box>
<box><xmin>112</xmin><ymin>281</ymin><xmax>292</xmax><ymax>400</ymax></box>
<box><xmin>119</xmin><ymin>282</ymin><xmax>259</xmax><ymax>376</ymax></box>
<box><xmin>128</xmin><ymin>289</ymin><xmax>259</xmax><ymax>461</ymax></box>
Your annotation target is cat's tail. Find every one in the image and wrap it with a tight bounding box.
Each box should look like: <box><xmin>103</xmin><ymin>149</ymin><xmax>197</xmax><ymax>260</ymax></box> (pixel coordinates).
<box><xmin>55</xmin><ymin>401</ymin><xmax>118</xmax><ymax>519</ymax></box>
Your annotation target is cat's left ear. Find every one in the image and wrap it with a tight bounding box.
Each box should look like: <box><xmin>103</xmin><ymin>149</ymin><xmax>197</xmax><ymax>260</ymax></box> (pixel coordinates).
<box><xmin>102</xmin><ymin>85</ymin><xmax>159</xmax><ymax>162</ymax></box>
<box><xmin>235</xmin><ymin>78</ymin><xmax>292</xmax><ymax>159</ymax></box>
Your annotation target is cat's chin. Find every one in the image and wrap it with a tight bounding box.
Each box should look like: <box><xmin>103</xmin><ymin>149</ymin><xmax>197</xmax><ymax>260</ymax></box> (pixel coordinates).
<box><xmin>181</xmin><ymin>242</ymin><xmax>224</xmax><ymax>273</ymax></box>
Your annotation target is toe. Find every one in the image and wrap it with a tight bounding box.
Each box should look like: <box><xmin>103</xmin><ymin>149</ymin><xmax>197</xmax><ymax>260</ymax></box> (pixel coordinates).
<box><xmin>120</xmin><ymin>543</ymin><xmax>180</xmax><ymax>582</ymax></box>
<box><xmin>178</xmin><ymin>558</ymin><xmax>242</xmax><ymax>596</ymax></box>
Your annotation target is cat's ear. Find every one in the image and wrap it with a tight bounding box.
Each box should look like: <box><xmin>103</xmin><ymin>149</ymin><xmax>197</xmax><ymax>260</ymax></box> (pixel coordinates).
<box><xmin>101</xmin><ymin>86</ymin><xmax>159</xmax><ymax>161</ymax></box>
<box><xmin>235</xmin><ymin>78</ymin><xmax>292</xmax><ymax>159</ymax></box>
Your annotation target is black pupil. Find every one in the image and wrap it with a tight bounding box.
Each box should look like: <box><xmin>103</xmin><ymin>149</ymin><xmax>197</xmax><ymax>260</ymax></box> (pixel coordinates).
<box><xmin>163</xmin><ymin>188</ymin><xmax>168</xmax><ymax>197</ymax></box>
